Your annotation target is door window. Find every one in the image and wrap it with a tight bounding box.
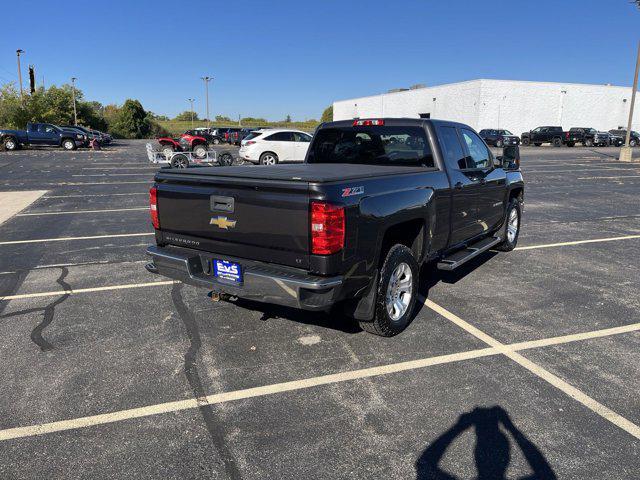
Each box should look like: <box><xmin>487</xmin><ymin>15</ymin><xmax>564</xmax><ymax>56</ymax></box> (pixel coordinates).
<box><xmin>461</xmin><ymin>129</ymin><xmax>491</xmax><ymax>169</ymax></box>
<box><xmin>438</xmin><ymin>126</ymin><xmax>467</xmax><ymax>171</ymax></box>
<box><xmin>265</xmin><ymin>132</ymin><xmax>294</xmax><ymax>142</ymax></box>
<box><xmin>293</xmin><ymin>132</ymin><xmax>311</xmax><ymax>142</ymax></box>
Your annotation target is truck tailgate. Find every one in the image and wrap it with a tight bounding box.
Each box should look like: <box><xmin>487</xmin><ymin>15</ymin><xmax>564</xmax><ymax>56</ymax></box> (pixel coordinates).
<box><xmin>156</xmin><ymin>176</ymin><xmax>310</xmax><ymax>269</ymax></box>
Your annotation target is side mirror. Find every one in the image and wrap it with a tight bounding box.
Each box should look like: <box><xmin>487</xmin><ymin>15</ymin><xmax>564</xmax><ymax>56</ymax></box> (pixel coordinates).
<box><xmin>501</xmin><ymin>145</ymin><xmax>520</xmax><ymax>170</ymax></box>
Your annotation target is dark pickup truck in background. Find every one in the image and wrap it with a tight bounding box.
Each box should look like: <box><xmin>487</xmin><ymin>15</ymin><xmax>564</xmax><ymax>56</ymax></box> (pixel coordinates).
<box><xmin>521</xmin><ymin>126</ymin><xmax>564</xmax><ymax>147</ymax></box>
<box><xmin>564</xmin><ymin>127</ymin><xmax>610</xmax><ymax>147</ymax></box>
<box><xmin>609</xmin><ymin>129</ymin><xmax>640</xmax><ymax>147</ymax></box>
<box><xmin>0</xmin><ymin>122</ymin><xmax>86</xmax><ymax>151</ymax></box>
<box><xmin>479</xmin><ymin>129</ymin><xmax>520</xmax><ymax>147</ymax></box>
<box><xmin>146</xmin><ymin>118</ymin><xmax>524</xmax><ymax>336</ymax></box>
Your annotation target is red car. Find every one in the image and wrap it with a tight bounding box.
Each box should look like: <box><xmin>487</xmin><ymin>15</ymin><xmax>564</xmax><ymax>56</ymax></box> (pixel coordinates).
<box><xmin>157</xmin><ymin>133</ymin><xmax>208</xmax><ymax>158</ymax></box>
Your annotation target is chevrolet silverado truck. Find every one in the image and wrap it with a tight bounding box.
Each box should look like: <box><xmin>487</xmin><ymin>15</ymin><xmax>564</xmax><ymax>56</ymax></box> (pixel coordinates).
<box><xmin>146</xmin><ymin>118</ymin><xmax>524</xmax><ymax>336</ymax></box>
<box><xmin>1</xmin><ymin>122</ymin><xmax>86</xmax><ymax>151</ymax></box>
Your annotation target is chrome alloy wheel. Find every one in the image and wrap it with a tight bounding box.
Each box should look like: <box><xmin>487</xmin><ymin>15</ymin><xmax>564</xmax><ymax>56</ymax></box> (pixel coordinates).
<box><xmin>385</xmin><ymin>262</ymin><xmax>413</xmax><ymax>321</ymax></box>
<box><xmin>507</xmin><ymin>207</ymin><xmax>519</xmax><ymax>243</ymax></box>
<box><xmin>262</xmin><ymin>154</ymin><xmax>277</xmax><ymax>165</ymax></box>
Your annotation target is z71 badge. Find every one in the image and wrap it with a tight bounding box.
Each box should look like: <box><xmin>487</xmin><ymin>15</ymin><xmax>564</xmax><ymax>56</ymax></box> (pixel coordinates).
<box><xmin>341</xmin><ymin>186</ymin><xmax>364</xmax><ymax>197</ymax></box>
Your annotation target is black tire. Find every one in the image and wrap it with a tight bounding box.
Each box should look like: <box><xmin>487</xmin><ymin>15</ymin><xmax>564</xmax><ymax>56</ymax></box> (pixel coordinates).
<box><xmin>534</xmin><ymin>143</ymin><xmax>542</xmax><ymax>147</ymax></box>
<box><xmin>552</xmin><ymin>137</ymin><xmax>562</xmax><ymax>147</ymax></box>
<box><xmin>218</xmin><ymin>152</ymin><xmax>233</xmax><ymax>166</ymax></box>
<box><xmin>62</xmin><ymin>138</ymin><xmax>76</xmax><ymax>150</ymax></box>
<box><xmin>522</xmin><ymin>137</ymin><xmax>530</xmax><ymax>146</ymax></box>
<box><xmin>170</xmin><ymin>153</ymin><xmax>189</xmax><ymax>169</ymax></box>
<box><xmin>3</xmin><ymin>137</ymin><xmax>18</xmax><ymax>151</ymax></box>
<box><xmin>495</xmin><ymin>139</ymin><xmax>504</xmax><ymax>148</ymax></box>
<box><xmin>212</xmin><ymin>137</ymin><xmax>221</xmax><ymax>145</ymax></box>
<box><xmin>496</xmin><ymin>198</ymin><xmax>522</xmax><ymax>252</ymax></box>
<box><xmin>358</xmin><ymin>244</ymin><xmax>419</xmax><ymax>337</ymax></box>
<box><xmin>259</xmin><ymin>152</ymin><xmax>278</xmax><ymax>165</ymax></box>
<box><xmin>192</xmin><ymin>144</ymin><xmax>207</xmax><ymax>159</ymax></box>
<box><xmin>630</xmin><ymin>139</ymin><xmax>637</xmax><ymax>147</ymax></box>
<box><xmin>585</xmin><ymin>138</ymin><xmax>593</xmax><ymax>147</ymax></box>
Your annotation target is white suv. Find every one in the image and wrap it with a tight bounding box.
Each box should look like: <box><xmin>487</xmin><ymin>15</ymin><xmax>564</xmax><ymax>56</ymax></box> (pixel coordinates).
<box><xmin>238</xmin><ymin>129</ymin><xmax>313</xmax><ymax>165</ymax></box>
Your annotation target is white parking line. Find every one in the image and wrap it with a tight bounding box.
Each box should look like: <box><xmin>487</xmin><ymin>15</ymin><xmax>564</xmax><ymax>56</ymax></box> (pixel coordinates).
<box><xmin>17</xmin><ymin>207</ymin><xmax>147</xmax><ymax>216</ymax></box>
<box><xmin>424</xmin><ymin>299</ymin><xmax>640</xmax><ymax>440</ymax></box>
<box><xmin>71</xmin><ymin>174</ymin><xmax>155</xmax><ymax>177</ymax></box>
<box><xmin>0</xmin><ymin>280</ymin><xmax>176</xmax><ymax>301</ymax></box>
<box><xmin>578</xmin><ymin>175</ymin><xmax>640</xmax><ymax>180</ymax></box>
<box><xmin>514</xmin><ymin>235</ymin><xmax>640</xmax><ymax>251</ymax></box>
<box><xmin>43</xmin><ymin>193</ymin><xmax>147</xmax><ymax>199</ymax></box>
<box><xmin>0</xmin><ymin>311</ymin><xmax>638</xmax><ymax>442</ymax></box>
<box><xmin>0</xmin><ymin>232</ymin><xmax>153</xmax><ymax>246</ymax></box>
<box><xmin>525</xmin><ymin>167</ymin><xmax>640</xmax><ymax>174</ymax></box>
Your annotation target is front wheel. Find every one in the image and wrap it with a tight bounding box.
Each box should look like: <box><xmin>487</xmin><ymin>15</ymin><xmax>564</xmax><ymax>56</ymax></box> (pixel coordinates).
<box><xmin>585</xmin><ymin>139</ymin><xmax>593</xmax><ymax>147</ymax></box>
<box><xmin>161</xmin><ymin>145</ymin><xmax>174</xmax><ymax>157</ymax></box>
<box><xmin>496</xmin><ymin>139</ymin><xmax>504</xmax><ymax>148</ymax></box>
<box><xmin>3</xmin><ymin>137</ymin><xmax>18</xmax><ymax>151</ymax></box>
<box><xmin>522</xmin><ymin>138</ymin><xmax>530</xmax><ymax>146</ymax></box>
<box><xmin>630</xmin><ymin>139</ymin><xmax>637</xmax><ymax>147</ymax></box>
<box><xmin>496</xmin><ymin>198</ymin><xmax>522</xmax><ymax>252</ymax></box>
<box><xmin>192</xmin><ymin>144</ymin><xmax>207</xmax><ymax>159</ymax></box>
<box><xmin>359</xmin><ymin>244</ymin><xmax>419</xmax><ymax>337</ymax></box>
<box><xmin>259</xmin><ymin>152</ymin><xmax>278</xmax><ymax>165</ymax></box>
<box><xmin>552</xmin><ymin>137</ymin><xmax>562</xmax><ymax>147</ymax></box>
<box><xmin>62</xmin><ymin>138</ymin><xmax>76</xmax><ymax>150</ymax></box>
<box><xmin>218</xmin><ymin>152</ymin><xmax>233</xmax><ymax>166</ymax></box>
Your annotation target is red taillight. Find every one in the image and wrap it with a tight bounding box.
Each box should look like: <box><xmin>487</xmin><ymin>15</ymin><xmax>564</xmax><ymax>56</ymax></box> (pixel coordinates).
<box><xmin>246</xmin><ymin>140</ymin><xmax>256</xmax><ymax>145</ymax></box>
<box><xmin>149</xmin><ymin>186</ymin><xmax>159</xmax><ymax>229</ymax></box>
<box><xmin>353</xmin><ymin>119</ymin><xmax>384</xmax><ymax>126</ymax></box>
<box><xmin>310</xmin><ymin>202</ymin><xmax>344</xmax><ymax>255</ymax></box>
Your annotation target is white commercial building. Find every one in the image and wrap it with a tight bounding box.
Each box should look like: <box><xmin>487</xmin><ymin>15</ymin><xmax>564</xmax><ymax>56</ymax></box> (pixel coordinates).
<box><xmin>332</xmin><ymin>79</ymin><xmax>640</xmax><ymax>136</ymax></box>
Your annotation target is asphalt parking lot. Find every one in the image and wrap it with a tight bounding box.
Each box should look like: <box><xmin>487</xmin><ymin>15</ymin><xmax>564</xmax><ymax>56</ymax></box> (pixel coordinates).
<box><xmin>0</xmin><ymin>140</ymin><xmax>639</xmax><ymax>479</ymax></box>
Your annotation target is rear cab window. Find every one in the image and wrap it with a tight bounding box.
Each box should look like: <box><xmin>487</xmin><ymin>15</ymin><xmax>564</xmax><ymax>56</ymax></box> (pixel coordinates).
<box><xmin>307</xmin><ymin>125</ymin><xmax>434</xmax><ymax>167</ymax></box>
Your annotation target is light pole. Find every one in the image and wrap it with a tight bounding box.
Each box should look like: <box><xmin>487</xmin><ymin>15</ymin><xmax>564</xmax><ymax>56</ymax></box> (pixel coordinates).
<box><xmin>201</xmin><ymin>76</ymin><xmax>212</xmax><ymax>128</ymax></box>
<box><xmin>187</xmin><ymin>98</ymin><xmax>195</xmax><ymax>129</ymax></box>
<box><xmin>16</xmin><ymin>49</ymin><xmax>24</xmax><ymax>99</ymax></box>
<box><xmin>71</xmin><ymin>77</ymin><xmax>78</xmax><ymax>125</ymax></box>
<box><xmin>620</xmin><ymin>40</ymin><xmax>640</xmax><ymax>161</ymax></box>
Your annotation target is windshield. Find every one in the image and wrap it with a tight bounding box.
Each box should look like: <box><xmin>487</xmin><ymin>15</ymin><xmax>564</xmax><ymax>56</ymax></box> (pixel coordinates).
<box><xmin>501</xmin><ymin>130</ymin><xmax>513</xmax><ymax>135</ymax></box>
<box><xmin>307</xmin><ymin>126</ymin><xmax>434</xmax><ymax>167</ymax></box>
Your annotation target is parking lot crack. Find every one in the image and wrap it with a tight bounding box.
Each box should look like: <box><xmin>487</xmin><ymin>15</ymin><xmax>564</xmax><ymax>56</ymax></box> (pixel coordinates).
<box><xmin>171</xmin><ymin>283</ymin><xmax>242</xmax><ymax>480</ymax></box>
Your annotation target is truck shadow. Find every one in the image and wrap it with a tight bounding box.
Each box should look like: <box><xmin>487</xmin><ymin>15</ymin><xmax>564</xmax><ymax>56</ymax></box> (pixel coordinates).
<box><xmin>415</xmin><ymin>405</ymin><xmax>557</xmax><ymax>479</ymax></box>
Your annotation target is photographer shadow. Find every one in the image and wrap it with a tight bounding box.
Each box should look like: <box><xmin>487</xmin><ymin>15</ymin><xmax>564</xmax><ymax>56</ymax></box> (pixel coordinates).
<box><xmin>416</xmin><ymin>406</ymin><xmax>556</xmax><ymax>480</ymax></box>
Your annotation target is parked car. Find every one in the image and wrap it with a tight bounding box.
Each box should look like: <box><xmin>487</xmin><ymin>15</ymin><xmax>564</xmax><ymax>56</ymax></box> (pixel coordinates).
<box><xmin>521</xmin><ymin>126</ymin><xmax>564</xmax><ymax>147</ymax></box>
<box><xmin>238</xmin><ymin>129</ymin><xmax>313</xmax><ymax>164</ymax></box>
<box><xmin>564</xmin><ymin>127</ymin><xmax>607</xmax><ymax>147</ymax></box>
<box><xmin>478</xmin><ymin>129</ymin><xmax>520</xmax><ymax>147</ymax></box>
<box><xmin>157</xmin><ymin>132</ymin><xmax>209</xmax><ymax>158</ymax></box>
<box><xmin>184</xmin><ymin>129</ymin><xmax>223</xmax><ymax>145</ymax></box>
<box><xmin>60</xmin><ymin>125</ymin><xmax>99</xmax><ymax>143</ymax></box>
<box><xmin>61</xmin><ymin>127</ymin><xmax>91</xmax><ymax>147</ymax></box>
<box><xmin>146</xmin><ymin>118</ymin><xmax>524</xmax><ymax>336</ymax></box>
<box><xmin>608</xmin><ymin>129</ymin><xmax>640</xmax><ymax>147</ymax></box>
<box><xmin>607</xmin><ymin>131</ymin><xmax>624</xmax><ymax>147</ymax></box>
<box><xmin>1</xmin><ymin>122</ymin><xmax>86</xmax><ymax>151</ymax></box>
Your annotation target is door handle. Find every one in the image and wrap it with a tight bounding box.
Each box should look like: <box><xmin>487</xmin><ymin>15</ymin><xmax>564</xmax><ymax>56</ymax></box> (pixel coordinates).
<box><xmin>454</xmin><ymin>182</ymin><xmax>463</xmax><ymax>190</ymax></box>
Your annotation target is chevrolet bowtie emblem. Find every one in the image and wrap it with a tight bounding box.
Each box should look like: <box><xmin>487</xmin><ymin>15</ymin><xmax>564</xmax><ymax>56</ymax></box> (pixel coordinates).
<box><xmin>210</xmin><ymin>216</ymin><xmax>237</xmax><ymax>229</ymax></box>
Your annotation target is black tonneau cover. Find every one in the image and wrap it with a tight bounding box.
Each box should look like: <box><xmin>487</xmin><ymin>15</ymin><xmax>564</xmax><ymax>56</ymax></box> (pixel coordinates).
<box><xmin>156</xmin><ymin>163</ymin><xmax>433</xmax><ymax>183</ymax></box>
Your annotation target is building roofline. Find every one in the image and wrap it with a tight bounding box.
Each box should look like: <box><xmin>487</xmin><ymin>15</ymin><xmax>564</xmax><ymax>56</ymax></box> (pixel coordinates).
<box><xmin>333</xmin><ymin>78</ymin><xmax>637</xmax><ymax>105</ymax></box>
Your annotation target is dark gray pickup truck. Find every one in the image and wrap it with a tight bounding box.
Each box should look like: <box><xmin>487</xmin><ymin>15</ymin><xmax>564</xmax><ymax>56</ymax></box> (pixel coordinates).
<box><xmin>146</xmin><ymin>118</ymin><xmax>524</xmax><ymax>336</ymax></box>
<box><xmin>0</xmin><ymin>122</ymin><xmax>86</xmax><ymax>151</ymax></box>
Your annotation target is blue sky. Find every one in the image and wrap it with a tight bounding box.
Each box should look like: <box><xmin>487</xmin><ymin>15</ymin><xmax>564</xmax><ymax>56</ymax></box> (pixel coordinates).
<box><xmin>1</xmin><ymin>0</ymin><xmax>639</xmax><ymax>121</ymax></box>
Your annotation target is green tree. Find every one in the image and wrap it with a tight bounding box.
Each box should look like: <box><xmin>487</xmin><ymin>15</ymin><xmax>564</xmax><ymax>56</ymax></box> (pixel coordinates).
<box><xmin>285</xmin><ymin>114</ymin><xmax>292</xmax><ymax>123</ymax></box>
<box><xmin>215</xmin><ymin>115</ymin><xmax>232</xmax><ymax>123</ymax></box>
<box><xmin>173</xmin><ymin>110</ymin><xmax>199</xmax><ymax>121</ymax></box>
<box><xmin>321</xmin><ymin>105</ymin><xmax>333</xmax><ymax>123</ymax></box>
<box><xmin>111</xmin><ymin>99</ymin><xmax>150</xmax><ymax>139</ymax></box>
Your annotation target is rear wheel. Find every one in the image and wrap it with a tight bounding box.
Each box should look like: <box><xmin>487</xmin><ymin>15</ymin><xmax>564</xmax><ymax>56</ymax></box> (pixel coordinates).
<box><xmin>552</xmin><ymin>137</ymin><xmax>562</xmax><ymax>147</ymax></box>
<box><xmin>522</xmin><ymin>137</ymin><xmax>530</xmax><ymax>146</ymax></box>
<box><xmin>259</xmin><ymin>152</ymin><xmax>278</xmax><ymax>165</ymax></box>
<box><xmin>161</xmin><ymin>145</ymin><xmax>174</xmax><ymax>157</ymax></box>
<box><xmin>62</xmin><ymin>138</ymin><xmax>76</xmax><ymax>150</ymax></box>
<box><xmin>212</xmin><ymin>137</ymin><xmax>221</xmax><ymax>145</ymax></box>
<box><xmin>359</xmin><ymin>244</ymin><xmax>419</xmax><ymax>337</ymax></box>
<box><xmin>170</xmin><ymin>153</ymin><xmax>189</xmax><ymax>169</ymax></box>
<box><xmin>496</xmin><ymin>198</ymin><xmax>521</xmax><ymax>252</ymax></box>
<box><xmin>3</xmin><ymin>137</ymin><xmax>18</xmax><ymax>151</ymax></box>
<box><xmin>496</xmin><ymin>139</ymin><xmax>504</xmax><ymax>148</ymax></box>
